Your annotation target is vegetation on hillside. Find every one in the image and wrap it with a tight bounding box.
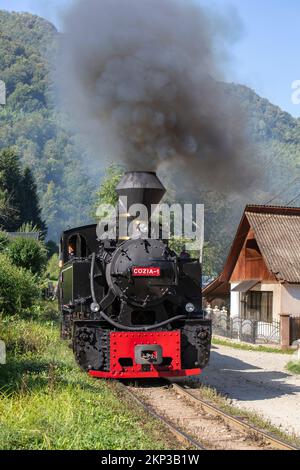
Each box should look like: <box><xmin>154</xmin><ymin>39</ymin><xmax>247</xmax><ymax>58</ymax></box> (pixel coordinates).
<box><xmin>0</xmin><ymin>10</ymin><xmax>95</xmax><ymax>240</ymax></box>
<box><xmin>1</xmin><ymin>10</ymin><xmax>300</xmax><ymax>273</ymax></box>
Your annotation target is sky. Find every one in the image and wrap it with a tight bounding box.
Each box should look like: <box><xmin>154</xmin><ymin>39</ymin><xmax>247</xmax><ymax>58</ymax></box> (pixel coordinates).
<box><xmin>0</xmin><ymin>0</ymin><xmax>299</xmax><ymax>117</ymax></box>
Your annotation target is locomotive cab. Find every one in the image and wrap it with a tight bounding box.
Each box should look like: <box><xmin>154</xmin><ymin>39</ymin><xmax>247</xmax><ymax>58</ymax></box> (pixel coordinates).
<box><xmin>58</xmin><ymin>171</ymin><xmax>212</xmax><ymax>379</ymax></box>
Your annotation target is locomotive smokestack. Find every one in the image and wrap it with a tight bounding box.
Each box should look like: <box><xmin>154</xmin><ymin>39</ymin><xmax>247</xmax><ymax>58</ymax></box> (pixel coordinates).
<box><xmin>116</xmin><ymin>171</ymin><xmax>165</xmax><ymax>213</ymax></box>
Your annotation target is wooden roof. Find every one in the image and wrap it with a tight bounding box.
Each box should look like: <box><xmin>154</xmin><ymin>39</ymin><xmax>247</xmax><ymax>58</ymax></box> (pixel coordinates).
<box><xmin>203</xmin><ymin>205</ymin><xmax>300</xmax><ymax>296</ymax></box>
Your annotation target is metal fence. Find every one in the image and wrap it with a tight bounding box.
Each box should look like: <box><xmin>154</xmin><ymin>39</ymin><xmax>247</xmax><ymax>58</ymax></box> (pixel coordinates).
<box><xmin>205</xmin><ymin>306</ymin><xmax>280</xmax><ymax>344</ymax></box>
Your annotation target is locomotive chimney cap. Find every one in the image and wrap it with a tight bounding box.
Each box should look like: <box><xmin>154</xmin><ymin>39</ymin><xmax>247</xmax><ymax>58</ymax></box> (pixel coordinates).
<box><xmin>116</xmin><ymin>171</ymin><xmax>166</xmax><ymax>209</ymax></box>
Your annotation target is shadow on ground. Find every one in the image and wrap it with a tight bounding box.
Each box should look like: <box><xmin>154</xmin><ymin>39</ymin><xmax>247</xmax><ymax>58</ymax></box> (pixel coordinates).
<box><xmin>197</xmin><ymin>350</ymin><xmax>300</xmax><ymax>401</ymax></box>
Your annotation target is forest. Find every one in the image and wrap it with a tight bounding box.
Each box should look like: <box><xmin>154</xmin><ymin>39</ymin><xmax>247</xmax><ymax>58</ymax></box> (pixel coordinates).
<box><xmin>1</xmin><ymin>10</ymin><xmax>300</xmax><ymax>276</ymax></box>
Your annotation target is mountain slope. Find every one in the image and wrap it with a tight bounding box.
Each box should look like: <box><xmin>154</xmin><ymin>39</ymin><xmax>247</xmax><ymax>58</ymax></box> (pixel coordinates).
<box><xmin>1</xmin><ymin>10</ymin><xmax>300</xmax><ymax>273</ymax></box>
<box><xmin>0</xmin><ymin>10</ymin><xmax>95</xmax><ymax>240</ymax></box>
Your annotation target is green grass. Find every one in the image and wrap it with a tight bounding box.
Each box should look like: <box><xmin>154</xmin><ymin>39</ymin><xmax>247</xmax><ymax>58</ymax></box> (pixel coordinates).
<box><xmin>212</xmin><ymin>336</ymin><xmax>295</xmax><ymax>354</ymax></box>
<box><xmin>286</xmin><ymin>361</ymin><xmax>300</xmax><ymax>375</ymax></box>
<box><xmin>0</xmin><ymin>306</ymin><xmax>175</xmax><ymax>450</ymax></box>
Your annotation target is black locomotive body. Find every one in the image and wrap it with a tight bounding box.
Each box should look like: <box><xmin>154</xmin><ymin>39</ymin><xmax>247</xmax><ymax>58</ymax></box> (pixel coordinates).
<box><xmin>59</xmin><ymin>172</ymin><xmax>211</xmax><ymax>379</ymax></box>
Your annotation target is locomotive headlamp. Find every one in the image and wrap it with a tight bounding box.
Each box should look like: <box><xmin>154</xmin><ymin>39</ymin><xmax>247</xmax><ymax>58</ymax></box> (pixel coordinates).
<box><xmin>185</xmin><ymin>303</ymin><xmax>195</xmax><ymax>313</ymax></box>
<box><xmin>91</xmin><ymin>302</ymin><xmax>100</xmax><ymax>313</ymax></box>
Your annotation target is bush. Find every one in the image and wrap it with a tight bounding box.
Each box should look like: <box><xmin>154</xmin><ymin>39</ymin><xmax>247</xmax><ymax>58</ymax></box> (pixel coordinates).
<box><xmin>0</xmin><ymin>231</ymin><xmax>9</xmax><ymax>252</ymax></box>
<box><xmin>0</xmin><ymin>254</ymin><xmax>40</xmax><ymax>314</ymax></box>
<box><xmin>46</xmin><ymin>253</ymin><xmax>60</xmax><ymax>281</ymax></box>
<box><xmin>286</xmin><ymin>361</ymin><xmax>300</xmax><ymax>375</ymax></box>
<box><xmin>7</xmin><ymin>237</ymin><xmax>47</xmax><ymax>275</ymax></box>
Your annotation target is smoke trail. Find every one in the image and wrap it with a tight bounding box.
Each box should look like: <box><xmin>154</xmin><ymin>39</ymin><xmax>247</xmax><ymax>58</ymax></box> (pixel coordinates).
<box><xmin>59</xmin><ymin>0</ymin><xmax>255</xmax><ymax>191</ymax></box>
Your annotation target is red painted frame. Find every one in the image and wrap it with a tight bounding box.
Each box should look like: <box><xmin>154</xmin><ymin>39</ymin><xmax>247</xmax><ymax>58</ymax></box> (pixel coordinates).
<box><xmin>88</xmin><ymin>330</ymin><xmax>202</xmax><ymax>379</ymax></box>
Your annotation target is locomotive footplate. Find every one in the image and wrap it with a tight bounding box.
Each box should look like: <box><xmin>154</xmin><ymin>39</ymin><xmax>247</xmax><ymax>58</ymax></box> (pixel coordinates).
<box><xmin>88</xmin><ymin>330</ymin><xmax>201</xmax><ymax>379</ymax></box>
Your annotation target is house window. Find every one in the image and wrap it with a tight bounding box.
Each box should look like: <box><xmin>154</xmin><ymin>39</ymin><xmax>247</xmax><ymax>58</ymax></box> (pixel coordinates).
<box><xmin>241</xmin><ymin>291</ymin><xmax>273</xmax><ymax>322</ymax></box>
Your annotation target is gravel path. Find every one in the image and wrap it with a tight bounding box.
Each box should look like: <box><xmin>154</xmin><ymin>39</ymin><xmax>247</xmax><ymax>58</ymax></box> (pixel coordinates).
<box><xmin>196</xmin><ymin>344</ymin><xmax>300</xmax><ymax>437</ymax></box>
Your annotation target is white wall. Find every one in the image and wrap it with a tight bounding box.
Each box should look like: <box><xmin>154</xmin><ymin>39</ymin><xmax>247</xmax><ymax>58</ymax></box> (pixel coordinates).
<box><xmin>281</xmin><ymin>284</ymin><xmax>300</xmax><ymax>317</ymax></box>
<box><xmin>230</xmin><ymin>283</ymin><xmax>240</xmax><ymax>318</ymax></box>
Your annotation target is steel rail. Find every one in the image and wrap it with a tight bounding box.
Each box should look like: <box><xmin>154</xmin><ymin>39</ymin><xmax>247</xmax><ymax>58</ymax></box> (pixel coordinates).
<box><xmin>115</xmin><ymin>381</ymin><xmax>206</xmax><ymax>450</ymax></box>
<box><xmin>169</xmin><ymin>382</ymin><xmax>299</xmax><ymax>451</ymax></box>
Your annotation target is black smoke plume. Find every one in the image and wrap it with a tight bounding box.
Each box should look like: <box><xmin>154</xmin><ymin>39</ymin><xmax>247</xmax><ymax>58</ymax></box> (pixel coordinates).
<box><xmin>60</xmin><ymin>0</ymin><xmax>255</xmax><ymax>191</ymax></box>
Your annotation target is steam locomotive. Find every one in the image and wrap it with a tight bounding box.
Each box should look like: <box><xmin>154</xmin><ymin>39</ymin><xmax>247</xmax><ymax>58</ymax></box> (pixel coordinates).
<box><xmin>58</xmin><ymin>171</ymin><xmax>211</xmax><ymax>379</ymax></box>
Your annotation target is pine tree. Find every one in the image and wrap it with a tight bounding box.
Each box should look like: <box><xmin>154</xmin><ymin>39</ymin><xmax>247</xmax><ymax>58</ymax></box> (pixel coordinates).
<box><xmin>0</xmin><ymin>148</ymin><xmax>22</xmax><ymax>230</ymax></box>
<box><xmin>0</xmin><ymin>148</ymin><xmax>46</xmax><ymax>233</ymax></box>
<box><xmin>21</xmin><ymin>166</ymin><xmax>46</xmax><ymax>233</ymax></box>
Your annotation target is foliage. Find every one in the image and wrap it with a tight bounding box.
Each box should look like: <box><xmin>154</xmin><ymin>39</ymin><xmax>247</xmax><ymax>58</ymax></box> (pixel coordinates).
<box><xmin>3</xmin><ymin>10</ymin><xmax>300</xmax><ymax>272</ymax></box>
<box><xmin>286</xmin><ymin>361</ymin><xmax>300</xmax><ymax>374</ymax></box>
<box><xmin>0</xmin><ymin>231</ymin><xmax>9</xmax><ymax>252</ymax></box>
<box><xmin>0</xmin><ymin>254</ymin><xmax>40</xmax><ymax>314</ymax></box>
<box><xmin>93</xmin><ymin>164</ymin><xmax>124</xmax><ymax>219</ymax></box>
<box><xmin>169</xmin><ymin>236</ymin><xmax>200</xmax><ymax>259</ymax></box>
<box><xmin>0</xmin><ymin>10</ymin><xmax>95</xmax><ymax>240</ymax></box>
<box><xmin>6</xmin><ymin>237</ymin><xmax>47</xmax><ymax>275</ymax></box>
<box><xmin>0</xmin><ymin>148</ymin><xmax>45</xmax><ymax>232</ymax></box>
<box><xmin>202</xmin><ymin>243</ymin><xmax>220</xmax><ymax>277</ymax></box>
<box><xmin>0</xmin><ymin>313</ymin><xmax>177</xmax><ymax>450</ymax></box>
<box><xmin>46</xmin><ymin>253</ymin><xmax>59</xmax><ymax>281</ymax></box>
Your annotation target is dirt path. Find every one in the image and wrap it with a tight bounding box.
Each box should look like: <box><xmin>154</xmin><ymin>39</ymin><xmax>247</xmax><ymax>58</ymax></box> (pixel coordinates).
<box><xmin>192</xmin><ymin>344</ymin><xmax>300</xmax><ymax>437</ymax></box>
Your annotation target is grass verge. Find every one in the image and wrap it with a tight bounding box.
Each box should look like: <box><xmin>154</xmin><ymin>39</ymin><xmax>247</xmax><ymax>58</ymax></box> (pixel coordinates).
<box><xmin>212</xmin><ymin>336</ymin><xmax>295</xmax><ymax>354</ymax></box>
<box><xmin>286</xmin><ymin>361</ymin><xmax>300</xmax><ymax>375</ymax></box>
<box><xmin>0</xmin><ymin>304</ymin><xmax>177</xmax><ymax>450</ymax></box>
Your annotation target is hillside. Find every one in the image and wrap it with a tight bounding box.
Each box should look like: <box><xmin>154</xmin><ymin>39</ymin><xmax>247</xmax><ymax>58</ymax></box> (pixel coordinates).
<box><xmin>1</xmin><ymin>10</ymin><xmax>300</xmax><ymax>273</ymax></box>
<box><xmin>0</xmin><ymin>10</ymin><xmax>95</xmax><ymax>240</ymax></box>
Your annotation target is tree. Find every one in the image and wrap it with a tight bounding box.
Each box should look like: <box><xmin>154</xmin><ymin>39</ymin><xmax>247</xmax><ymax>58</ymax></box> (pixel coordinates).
<box><xmin>7</xmin><ymin>237</ymin><xmax>48</xmax><ymax>275</ymax></box>
<box><xmin>0</xmin><ymin>148</ymin><xmax>46</xmax><ymax>232</ymax></box>
<box><xmin>93</xmin><ymin>164</ymin><xmax>124</xmax><ymax>219</ymax></box>
<box><xmin>0</xmin><ymin>189</ymin><xmax>17</xmax><ymax>228</ymax></box>
<box><xmin>0</xmin><ymin>148</ymin><xmax>23</xmax><ymax>230</ymax></box>
<box><xmin>21</xmin><ymin>167</ymin><xmax>46</xmax><ymax>233</ymax></box>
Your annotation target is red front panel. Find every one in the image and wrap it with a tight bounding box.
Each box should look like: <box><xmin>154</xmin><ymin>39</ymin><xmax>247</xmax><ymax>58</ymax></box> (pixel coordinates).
<box><xmin>88</xmin><ymin>330</ymin><xmax>202</xmax><ymax>379</ymax></box>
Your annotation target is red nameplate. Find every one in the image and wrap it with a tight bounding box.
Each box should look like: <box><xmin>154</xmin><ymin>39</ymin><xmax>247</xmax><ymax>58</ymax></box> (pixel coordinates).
<box><xmin>132</xmin><ymin>267</ymin><xmax>161</xmax><ymax>277</ymax></box>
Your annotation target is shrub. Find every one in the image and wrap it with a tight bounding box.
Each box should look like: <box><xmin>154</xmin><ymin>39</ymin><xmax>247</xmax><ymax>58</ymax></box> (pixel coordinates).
<box><xmin>46</xmin><ymin>253</ymin><xmax>60</xmax><ymax>281</ymax></box>
<box><xmin>7</xmin><ymin>237</ymin><xmax>47</xmax><ymax>275</ymax></box>
<box><xmin>286</xmin><ymin>361</ymin><xmax>300</xmax><ymax>375</ymax></box>
<box><xmin>0</xmin><ymin>254</ymin><xmax>40</xmax><ymax>314</ymax></box>
<box><xmin>0</xmin><ymin>231</ymin><xmax>10</xmax><ymax>252</ymax></box>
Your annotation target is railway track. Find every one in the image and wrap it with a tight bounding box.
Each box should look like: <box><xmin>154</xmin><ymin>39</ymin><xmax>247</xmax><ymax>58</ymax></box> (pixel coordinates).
<box><xmin>116</xmin><ymin>380</ymin><xmax>205</xmax><ymax>450</ymax></box>
<box><xmin>116</xmin><ymin>379</ymin><xmax>299</xmax><ymax>451</ymax></box>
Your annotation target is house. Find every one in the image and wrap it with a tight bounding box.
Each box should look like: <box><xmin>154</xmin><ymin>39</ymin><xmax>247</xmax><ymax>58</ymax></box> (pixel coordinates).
<box><xmin>203</xmin><ymin>205</ymin><xmax>300</xmax><ymax>323</ymax></box>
